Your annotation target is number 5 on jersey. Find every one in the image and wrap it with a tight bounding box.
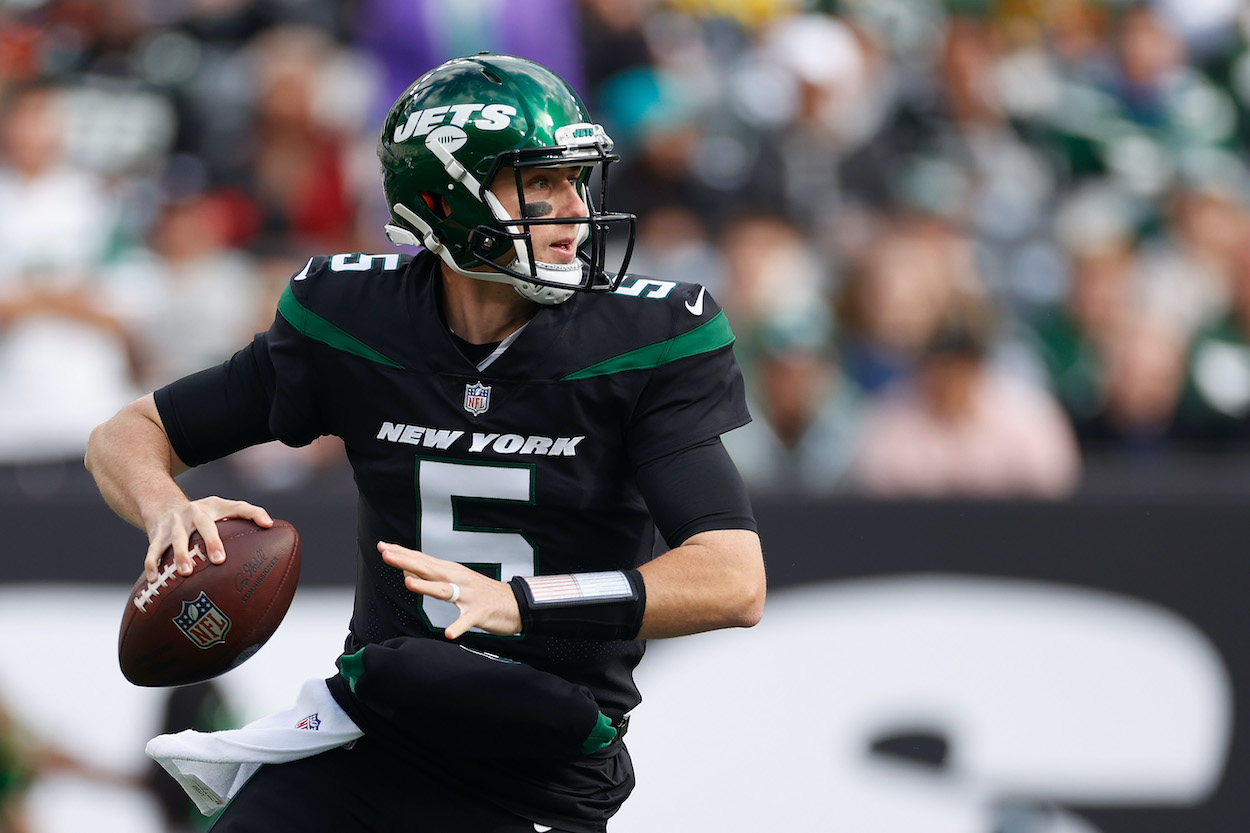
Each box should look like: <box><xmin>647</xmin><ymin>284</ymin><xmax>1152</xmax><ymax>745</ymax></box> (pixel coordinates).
<box><xmin>416</xmin><ymin>459</ymin><xmax>537</xmax><ymax>634</ymax></box>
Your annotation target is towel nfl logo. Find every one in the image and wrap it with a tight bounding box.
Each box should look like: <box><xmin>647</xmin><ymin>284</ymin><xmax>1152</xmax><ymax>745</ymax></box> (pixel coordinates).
<box><xmin>464</xmin><ymin>381</ymin><xmax>491</xmax><ymax>416</ymax></box>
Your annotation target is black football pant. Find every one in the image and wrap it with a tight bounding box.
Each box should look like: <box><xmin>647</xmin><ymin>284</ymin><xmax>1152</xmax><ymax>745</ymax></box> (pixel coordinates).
<box><xmin>208</xmin><ymin>734</ymin><xmax>573</xmax><ymax>833</ymax></box>
<box><xmin>208</xmin><ymin>637</ymin><xmax>629</xmax><ymax>832</ymax></box>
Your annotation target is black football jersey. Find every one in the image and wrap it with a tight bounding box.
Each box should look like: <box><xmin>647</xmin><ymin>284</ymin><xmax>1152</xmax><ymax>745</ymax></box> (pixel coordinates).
<box><xmin>263</xmin><ymin>250</ymin><xmax>749</xmax><ymax>715</ymax></box>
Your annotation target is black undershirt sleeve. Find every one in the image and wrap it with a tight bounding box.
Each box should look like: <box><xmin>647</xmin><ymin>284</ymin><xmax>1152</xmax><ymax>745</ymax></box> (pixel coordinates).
<box><xmin>634</xmin><ymin>437</ymin><xmax>757</xmax><ymax>548</ymax></box>
<box><xmin>153</xmin><ymin>334</ymin><xmax>279</xmax><ymax>468</ymax></box>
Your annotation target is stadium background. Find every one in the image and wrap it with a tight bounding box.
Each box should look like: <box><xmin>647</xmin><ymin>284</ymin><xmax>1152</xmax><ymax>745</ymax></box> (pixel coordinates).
<box><xmin>1</xmin><ymin>0</ymin><xmax>1249</xmax><ymax>831</ymax></box>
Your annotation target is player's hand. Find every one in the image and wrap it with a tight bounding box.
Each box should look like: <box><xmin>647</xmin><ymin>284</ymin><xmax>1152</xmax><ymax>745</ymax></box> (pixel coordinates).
<box><xmin>142</xmin><ymin>497</ymin><xmax>274</xmax><ymax>582</ymax></box>
<box><xmin>378</xmin><ymin>542</ymin><xmax>522</xmax><ymax>640</ymax></box>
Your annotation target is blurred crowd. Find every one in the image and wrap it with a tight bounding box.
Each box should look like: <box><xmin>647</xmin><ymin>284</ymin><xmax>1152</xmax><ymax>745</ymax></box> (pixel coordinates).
<box><xmin>0</xmin><ymin>680</ymin><xmax>234</xmax><ymax>833</ymax></box>
<box><xmin>2</xmin><ymin>0</ymin><xmax>1250</xmax><ymax>500</ymax></box>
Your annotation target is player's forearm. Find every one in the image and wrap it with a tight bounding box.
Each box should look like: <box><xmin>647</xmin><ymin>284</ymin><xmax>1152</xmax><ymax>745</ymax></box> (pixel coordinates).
<box><xmin>636</xmin><ymin>528</ymin><xmax>765</xmax><ymax>639</ymax></box>
<box><xmin>85</xmin><ymin>394</ymin><xmax>190</xmax><ymax>531</ymax></box>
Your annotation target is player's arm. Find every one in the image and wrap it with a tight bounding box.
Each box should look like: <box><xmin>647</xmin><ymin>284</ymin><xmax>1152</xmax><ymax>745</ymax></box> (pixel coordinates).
<box><xmin>623</xmin><ymin>436</ymin><xmax>763</xmax><ymax>638</ymax></box>
<box><xmin>634</xmin><ymin>527</ymin><xmax>764</xmax><ymax>638</ymax></box>
<box><xmin>85</xmin><ymin>392</ymin><xmax>194</xmax><ymax>531</ymax></box>
<box><xmin>84</xmin><ymin>341</ymin><xmax>278</xmax><ymax>581</ymax></box>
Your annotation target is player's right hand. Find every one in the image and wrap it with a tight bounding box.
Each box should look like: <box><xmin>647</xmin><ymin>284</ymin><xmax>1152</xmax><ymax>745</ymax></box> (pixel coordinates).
<box><xmin>377</xmin><ymin>541</ymin><xmax>523</xmax><ymax>639</ymax></box>
<box><xmin>143</xmin><ymin>496</ymin><xmax>273</xmax><ymax>581</ymax></box>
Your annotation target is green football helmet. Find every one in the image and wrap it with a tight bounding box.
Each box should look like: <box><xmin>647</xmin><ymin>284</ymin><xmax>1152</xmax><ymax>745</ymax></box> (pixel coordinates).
<box><xmin>378</xmin><ymin>53</ymin><xmax>636</xmax><ymax>304</ymax></box>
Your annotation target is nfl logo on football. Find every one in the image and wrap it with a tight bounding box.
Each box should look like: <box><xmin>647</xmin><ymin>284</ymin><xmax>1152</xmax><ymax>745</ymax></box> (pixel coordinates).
<box><xmin>464</xmin><ymin>381</ymin><xmax>491</xmax><ymax>416</ymax></box>
<box><xmin>173</xmin><ymin>591</ymin><xmax>232</xmax><ymax>649</ymax></box>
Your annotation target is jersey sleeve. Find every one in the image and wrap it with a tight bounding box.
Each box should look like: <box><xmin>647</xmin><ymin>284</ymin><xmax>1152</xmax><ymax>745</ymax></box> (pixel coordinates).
<box><xmin>624</xmin><ymin>286</ymin><xmax>752</xmax><ymax>467</ymax></box>
<box><xmin>154</xmin><ymin>334</ymin><xmax>278</xmax><ymax>467</ymax></box>
<box><xmin>263</xmin><ymin>254</ymin><xmax>362</xmax><ymax>447</ymax></box>
<box><xmin>635</xmin><ymin>438</ymin><xmax>757</xmax><ymax>546</ymax></box>
<box><xmin>264</xmin><ymin>299</ymin><xmax>329</xmax><ymax>448</ymax></box>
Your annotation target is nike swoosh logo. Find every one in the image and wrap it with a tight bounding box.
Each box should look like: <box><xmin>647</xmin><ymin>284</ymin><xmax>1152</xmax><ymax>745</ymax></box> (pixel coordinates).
<box><xmin>293</xmin><ymin>257</ymin><xmax>314</xmax><ymax>281</ymax></box>
<box><xmin>533</xmin><ymin>825</ymin><xmax>553</xmax><ymax>833</ymax></box>
<box><xmin>685</xmin><ymin>286</ymin><xmax>706</xmax><ymax>316</ymax></box>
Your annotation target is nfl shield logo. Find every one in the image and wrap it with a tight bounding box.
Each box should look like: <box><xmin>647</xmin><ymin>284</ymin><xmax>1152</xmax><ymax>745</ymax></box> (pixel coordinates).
<box><xmin>464</xmin><ymin>381</ymin><xmax>491</xmax><ymax>416</ymax></box>
<box><xmin>173</xmin><ymin>591</ymin><xmax>232</xmax><ymax>649</ymax></box>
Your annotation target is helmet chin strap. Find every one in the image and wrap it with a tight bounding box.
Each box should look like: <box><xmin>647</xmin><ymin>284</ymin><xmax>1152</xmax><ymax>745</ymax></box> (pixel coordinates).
<box><xmin>507</xmin><ymin>260</ymin><xmax>579</xmax><ymax>305</ymax></box>
<box><xmin>504</xmin><ymin>218</ymin><xmax>592</xmax><ymax>305</ymax></box>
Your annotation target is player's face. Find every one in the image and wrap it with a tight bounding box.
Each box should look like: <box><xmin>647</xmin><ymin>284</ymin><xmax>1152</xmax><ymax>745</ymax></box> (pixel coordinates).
<box><xmin>489</xmin><ymin>165</ymin><xmax>589</xmax><ymax>264</ymax></box>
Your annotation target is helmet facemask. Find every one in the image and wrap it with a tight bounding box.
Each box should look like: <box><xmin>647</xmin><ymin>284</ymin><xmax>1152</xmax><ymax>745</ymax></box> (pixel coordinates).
<box><xmin>470</xmin><ymin>133</ymin><xmax>636</xmax><ymax>303</ymax></box>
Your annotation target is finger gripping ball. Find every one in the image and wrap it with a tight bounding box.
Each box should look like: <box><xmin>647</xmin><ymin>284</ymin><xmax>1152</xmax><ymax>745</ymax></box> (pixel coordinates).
<box><xmin>118</xmin><ymin>518</ymin><xmax>301</xmax><ymax>687</ymax></box>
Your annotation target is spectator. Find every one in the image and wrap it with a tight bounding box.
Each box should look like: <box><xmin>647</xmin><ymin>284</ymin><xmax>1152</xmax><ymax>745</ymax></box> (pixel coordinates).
<box><xmin>142</xmin><ymin>0</ymin><xmax>330</xmax><ymax>193</ymax></box>
<box><xmin>1181</xmin><ymin>236</ymin><xmax>1250</xmax><ymax>444</ymax></box>
<box><xmin>716</xmin><ymin>211</ymin><xmax>827</xmax><ymax>359</ymax></box>
<box><xmin>1028</xmin><ymin>184</ymin><xmax>1143</xmax><ymax>426</ymax></box>
<box><xmin>625</xmin><ymin>202</ymin><xmax>723</xmax><ymax>296</ymax></box>
<box><xmin>1138</xmin><ymin>167</ymin><xmax>1250</xmax><ymax>335</ymax></box>
<box><xmin>578</xmin><ymin>0</ymin><xmax>654</xmax><ymax>98</ymax></box>
<box><xmin>1104</xmin><ymin>2</ymin><xmax>1192</xmax><ymax>128</ymax></box>
<box><xmin>1033</xmin><ymin>2</ymin><xmax>1239</xmax><ymax>200</ymax></box>
<box><xmin>724</xmin><ymin>307</ymin><xmax>863</xmax><ymax>495</ymax></box>
<box><xmin>835</xmin><ymin>221</ymin><xmax>967</xmax><ymax>393</ymax></box>
<box><xmin>752</xmin><ymin>13</ymin><xmax>875</xmax><ymax>230</ymax></box>
<box><xmin>852</xmin><ymin>305</ymin><xmax>1081</xmax><ymax>498</ymax></box>
<box><xmin>103</xmin><ymin>187</ymin><xmax>268</xmax><ymax>390</ymax></box>
<box><xmin>1073</xmin><ymin>308</ymin><xmax>1192</xmax><ymax>454</ymax></box>
<box><xmin>244</xmin><ymin>25</ymin><xmax>361</xmax><ymax>256</ymax></box>
<box><xmin>0</xmin><ymin>82</ymin><xmax>114</xmax><ymax>283</ymax></box>
<box><xmin>0</xmin><ymin>81</ymin><xmax>138</xmax><ymax>463</ymax></box>
<box><xmin>599</xmin><ymin>64</ymin><xmax>725</xmax><ymax>227</ymax></box>
<box><xmin>838</xmin><ymin>12</ymin><xmax>1062</xmax><ymax>311</ymax></box>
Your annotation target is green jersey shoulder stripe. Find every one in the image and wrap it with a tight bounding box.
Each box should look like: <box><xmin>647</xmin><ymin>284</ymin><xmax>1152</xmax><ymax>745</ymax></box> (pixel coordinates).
<box><xmin>563</xmin><ymin>310</ymin><xmax>735</xmax><ymax>381</ymax></box>
<box><xmin>278</xmin><ymin>285</ymin><xmax>405</xmax><ymax>369</ymax></box>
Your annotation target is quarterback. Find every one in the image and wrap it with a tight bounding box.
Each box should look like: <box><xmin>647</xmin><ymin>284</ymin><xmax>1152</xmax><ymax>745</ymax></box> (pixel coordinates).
<box><xmin>86</xmin><ymin>54</ymin><xmax>765</xmax><ymax>832</ymax></box>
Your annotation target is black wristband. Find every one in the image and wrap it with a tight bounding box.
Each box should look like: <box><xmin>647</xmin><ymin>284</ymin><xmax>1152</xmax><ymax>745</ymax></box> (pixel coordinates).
<box><xmin>510</xmin><ymin>570</ymin><xmax>647</xmax><ymax>641</ymax></box>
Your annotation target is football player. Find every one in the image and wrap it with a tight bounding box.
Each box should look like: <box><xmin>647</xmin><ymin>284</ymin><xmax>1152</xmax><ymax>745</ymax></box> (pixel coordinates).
<box><xmin>86</xmin><ymin>53</ymin><xmax>765</xmax><ymax>832</ymax></box>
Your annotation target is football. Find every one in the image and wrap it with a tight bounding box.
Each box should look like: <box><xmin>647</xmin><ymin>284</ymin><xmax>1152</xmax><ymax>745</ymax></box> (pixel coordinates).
<box><xmin>118</xmin><ymin>518</ymin><xmax>301</xmax><ymax>687</ymax></box>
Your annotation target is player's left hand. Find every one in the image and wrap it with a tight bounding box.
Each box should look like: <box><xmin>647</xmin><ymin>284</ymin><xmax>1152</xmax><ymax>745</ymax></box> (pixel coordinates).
<box><xmin>378</xmin><ymin>542</ymin><xmax>523</xmax><ymax>640</ymax></box>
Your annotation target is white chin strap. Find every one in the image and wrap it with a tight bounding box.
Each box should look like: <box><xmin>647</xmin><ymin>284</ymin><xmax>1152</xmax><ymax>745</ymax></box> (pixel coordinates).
<box><xmin>507</xmin><ymin>259</ymin><xmax>579</xmax><ymax>305</ymax></box>
<box><xmin>487</xmin><ymin>191</ymin><xmax>590</xmax><ymax>305</ymax></box>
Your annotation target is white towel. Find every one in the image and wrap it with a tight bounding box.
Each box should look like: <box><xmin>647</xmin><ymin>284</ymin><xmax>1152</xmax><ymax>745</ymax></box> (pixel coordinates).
<box><xmin>146</xmin><ymin>678</ymin><xmax>363</xmax><ymax>816</ymax></box>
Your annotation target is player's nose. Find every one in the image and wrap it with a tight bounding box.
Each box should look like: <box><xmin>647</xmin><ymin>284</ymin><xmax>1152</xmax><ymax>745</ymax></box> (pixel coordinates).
<box><xmin>555</xmin><ymin>179</ymin><xmax>588</xmax><ymax>219</ymax></box>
